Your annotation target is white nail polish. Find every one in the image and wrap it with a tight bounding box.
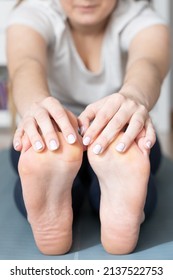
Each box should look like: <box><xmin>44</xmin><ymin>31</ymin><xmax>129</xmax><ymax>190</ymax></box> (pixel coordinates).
<box><xmin>116</xmin><ymin>143</ymin><xmax>125</xmax><ymax>152</ymax></box>
<box><xmin>14</xmin><ymin>142</ymin><xmax>20</xmax><ymax>149</ymax></box>
<box><xmin>146</xmin><ymin>141</ymin><xmax>152</xmax><ymax>149</ymax></box>
<box><xmin>83</xmin><ymin>136</ymin><xmax>91</xmax><ymax>146</ymax></box>
<box><xmin>49</xmin><ymin>139</ymin><xmax>58</xmax><ymax>150</ymax></box>
<box><xmin>93</xmin><ymin>144</ymin><xmax>102</xmax><ymax>155</ymax></box>
<box><xmin>67</xmin><ymin>134</ymin><xmax>76</xmax><ymax>144</ymax></box>
<box><xmin>35</xmin><ymin>141</ymin><xmax>43</xmax><ymax>151</ymax></box>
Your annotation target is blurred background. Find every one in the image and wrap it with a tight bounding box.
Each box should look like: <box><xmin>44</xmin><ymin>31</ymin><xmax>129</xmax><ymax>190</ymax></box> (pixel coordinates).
<box><xmin>0</xmin><ymin>0</ymin><xmax>172</xmax><ymax>158</ymax></box>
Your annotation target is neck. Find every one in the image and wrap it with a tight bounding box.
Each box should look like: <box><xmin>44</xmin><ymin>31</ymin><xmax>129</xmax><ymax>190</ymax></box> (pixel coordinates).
<box><xmin>68</xmin><ymin>17</ymin><xmax>109</xmax><ymax>37</ymax></box>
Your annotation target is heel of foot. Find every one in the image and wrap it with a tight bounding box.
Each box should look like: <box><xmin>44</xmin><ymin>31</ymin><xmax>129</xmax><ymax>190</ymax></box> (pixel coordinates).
<box><xmin>35</xmin><ymin>234</ymin><xmax>72</xmax><ymax>255</ymax></box>
<box><xmin>31</xmin><ymin>217</ymin><xmax>73</xmax><ymax>255</ymax></box>
<box><xmin>101</xmin><ymin>225</ymin><xmax>140</xmax><ymax>255</ymax></box>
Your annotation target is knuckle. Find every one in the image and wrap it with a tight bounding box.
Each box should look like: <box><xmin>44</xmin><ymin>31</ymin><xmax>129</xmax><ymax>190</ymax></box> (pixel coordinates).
<box><xmin>113</xmin><ymin>116</ymin><xmax>123</xmax><ymax>130</ymax></box>
<box><xmin>87</xmin><ymin>125</ymin><xmax>98</xmax><ymax>136</ymax></box>
<box><xmin>127</xmin><ymin>100</ymin><xmax>137</xmax><ymax>111</ymax></box>
<box><xmin>34</xmin><ymin>108</ymin><xmax>47</xmax><ymax>122</ymax></box>
<box><xmin>97</xmin><ymin>110</ymin><xmax>109</xmax><ymax>123</ymax></box>
<box><xmin>43</xmin><ymin>96</ymin><xmax>57</xmax><ymax>106</ymax></box>
<box><xmin>134</xmin><ymin>118</ymin><xmax>144</xmax><ymax>130</ymax></box>
<box><xmin>139</xmin><ymin>104</ymin><xmax>147</xmax><ymax>115</ymax></box>
<box><xmin>30</xmin><ymin>102</ymin><xmax>39</xmax><ymax>113</ymax></box>
<box><xmin>116</xmin><ymin>93</ymin><xmax>125</xmax><ymax>103</ymax></box>
<box><xmin>55</xmin><ymin>109</ymin><xmax>66</xmax><ymax>120</ymax></box>
<box><xmin>23</xmin><ymin>116</ymin><xmax>35</xmax><ymax>129</ymax></box>
<box><xmin>85</xmin><ymin>103</ymin><xmax>94</xmax><ymax>116</ymax></box>
<box><xmin>85</xmin><ymin>103</ymin><xmax>92</xmax><ymax>111</ymax></box>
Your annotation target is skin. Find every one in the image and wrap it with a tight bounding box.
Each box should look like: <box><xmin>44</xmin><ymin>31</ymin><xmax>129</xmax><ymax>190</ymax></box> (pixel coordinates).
<box><xmin>7</xmin><ymin>0</ymin><xmax>170</xmax><ymax>254</ymax></box>
<box><xmin>8</xmin><ymin>0</ymin><xmax>170</xmax><ymax>154</ymax></box>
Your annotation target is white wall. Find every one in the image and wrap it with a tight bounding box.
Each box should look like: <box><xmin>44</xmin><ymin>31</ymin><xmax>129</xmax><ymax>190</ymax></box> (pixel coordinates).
<box><xmin>170</xmin><ymin>1</ymin><xmax>173</xmax><ymax>111</ymax></box>
<box><xmin>150</xmin><ymin>0</ymin><xmax>171</xmax><ymax>133</ymax></box>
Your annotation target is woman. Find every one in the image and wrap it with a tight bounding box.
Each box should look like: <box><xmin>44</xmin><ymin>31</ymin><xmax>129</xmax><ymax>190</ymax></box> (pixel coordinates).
<box><xmin>7</xmin><ymin>0</ymin><xmax>170</xmax><ymax>255</ymax></box>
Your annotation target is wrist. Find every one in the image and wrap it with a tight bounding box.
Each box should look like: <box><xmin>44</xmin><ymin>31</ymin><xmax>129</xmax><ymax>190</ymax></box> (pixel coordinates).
<box><xmin>119</xmin><ymin>83</ymin><xmax>150</xmax><ymax>111</ymax></box>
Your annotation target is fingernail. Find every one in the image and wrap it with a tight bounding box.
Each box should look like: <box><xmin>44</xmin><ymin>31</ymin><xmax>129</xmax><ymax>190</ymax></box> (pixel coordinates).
<box><xmin>34</xmin><ymin>141</ymin><xmax>43</xmax><ymax>151</ymax></box>
<box><xmin>79</xmin><ymin>126</ymin><xmax>85</xmax><ymax>136</ymax></box>
<box><xmin>116</xmin><ymin>143</ymin><xmax>125</xmax><ymax>152</ymax></box>
<box><xmin>83</xmin><ymin>136</ymin><xmax>91</xmax><ymax>146</ymax></box>
<box><xmin>67</xmin><ymin>134</ymin><xmax>76</xmax><ymax>144</ymax></box>
<box><xmin>14</xmin><ymin>142</ymin><xmax>20</xmax><ymax>150</ymax></box>
<box><xmin>49</xmin><ymin>139</ymin><xmax>58</xmax><ymax>151</ymax></box>
<box><xmin>93</xmin><ymin>144</ymin><xmax>102</xmax><ymax>155</ymax></box>
<box><xmin>146</xmin><ymin>141</ymin><xmax>152</xmax><ymax>149</ymax></box>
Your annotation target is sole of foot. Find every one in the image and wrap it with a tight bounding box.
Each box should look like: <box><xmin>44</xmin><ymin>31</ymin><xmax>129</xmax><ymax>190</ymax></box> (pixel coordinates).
<box><xmin>87</xmin><ymin>133</ymin><xmax>150</xmax><ymax>254</ymax></box>
<box><xmin>18</xmin><ymin>132</ymin><xmax>83</xmax><ymax>255</ymax></box>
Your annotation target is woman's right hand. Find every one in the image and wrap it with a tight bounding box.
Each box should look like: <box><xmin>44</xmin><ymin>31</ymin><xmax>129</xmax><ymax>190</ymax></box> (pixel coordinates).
<box><xmin>13</xmin><ymin>96</ymin><xmax>79</xmax><ymax>152</ymax></box>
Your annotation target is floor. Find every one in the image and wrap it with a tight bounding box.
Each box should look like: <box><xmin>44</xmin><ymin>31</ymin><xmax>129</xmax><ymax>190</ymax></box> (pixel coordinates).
<box><xmin>0</xmin><ymin>127</ymin><xmax>13</xmax><ymax>150</ymax></box>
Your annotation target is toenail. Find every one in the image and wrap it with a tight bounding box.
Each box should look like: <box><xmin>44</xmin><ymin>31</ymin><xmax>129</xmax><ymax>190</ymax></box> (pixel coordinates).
<box><xmin>34</xmin><ymin>141</ymin><xmax>43</xmax><ymax>151</ymax></box>
<box><xmin>116</xmin><ymin>142</ymin><xmax>125</xmax><ymax>152</ymax></box>
<box><xmin>67</xmin><ymin>134</ymin><xmax>76</xmax><ymax>144</ymax></box>
<box><xmin>83</xmin><ymin>136</ymin><xmax>91</xmax><ymax>146</ymax></box>
<box><xmin>93</xmin><ymin>144</ymin><xmax>102</xmax><ymax>155</ymax></box>
<box><xmin>49</xmin><ymin>139</ymin><xmax>58</xmax><ymax>150</ymax></box>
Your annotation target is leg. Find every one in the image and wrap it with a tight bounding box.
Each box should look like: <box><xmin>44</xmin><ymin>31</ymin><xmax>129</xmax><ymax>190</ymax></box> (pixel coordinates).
<box><xmin>149</xmin><ymin>135</ymin><xmax>162</xmax><ymax>174</ymax></box>
<box><xmin>18</xmin><ymin>132</ymin><xmax>83</xmax><ymax>255</ymax></box>
<box><xmin>87</xmin><ymin>132</ymin><xmax>150</xmax><ymax>254</ymax></box>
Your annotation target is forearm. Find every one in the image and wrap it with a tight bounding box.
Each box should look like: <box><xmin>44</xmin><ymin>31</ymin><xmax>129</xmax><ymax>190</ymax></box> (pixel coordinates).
<box><xmin>120</xmin><ymin>57</ymin><xmax>166</xmax><ymax>112</ymax></box>
<box><xmin>10</xmin><ymin>59</ymin><xmax>50</xmax><ymax>117</ymax></box>
<box><xmin>119</xmin><ymin>24</ymin><xmax>170</xmax><ymax>112</ymax></box>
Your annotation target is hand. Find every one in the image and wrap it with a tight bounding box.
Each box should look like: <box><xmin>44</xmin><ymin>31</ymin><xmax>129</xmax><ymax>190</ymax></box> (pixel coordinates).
<box><xmin>13</xmin><ymin>96</ymin><xmax>80</xmax><ymax>152</ymax></box>
<box><xmin>78</xmin><ymin>93</ymin><xmax>156</xmax><ymax>154</ymax></box>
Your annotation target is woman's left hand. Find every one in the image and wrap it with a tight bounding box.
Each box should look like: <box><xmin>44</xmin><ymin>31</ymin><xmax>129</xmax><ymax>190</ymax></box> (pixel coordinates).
<box><xmin>78</xmin><ymin>93</ymin><xmax>156</xmax><ymax>154</ymax></box>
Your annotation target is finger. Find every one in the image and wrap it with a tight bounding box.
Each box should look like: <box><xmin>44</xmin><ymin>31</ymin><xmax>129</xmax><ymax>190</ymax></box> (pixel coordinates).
<box><xmin>78</xmin><ymin>96</ymin><xmax>113</xmax><ymax>135</ymax></box>
<box><xmin>13</xmin><ymin>125</ymin><xmax>24</xmax><ymax>151</ymax></box>
<box><xmin>115</xmin><ymin>112</ymin><xmax>145</xmax><ymax>152</ymax></box>
<box><xmin>34</xmin><ymin>108</ymin><xmax>59</xmax><ymax>151</ymax></box>
<box><xmin>143</xmin><ymin>118</ymin><xmax>156</xmax><ymax>149</ymax></box>
<box><xmin>135</xmin><ymin>128</ymin><xmax>149</xmax><ymax>155</ymax></box>
<box><xmin>43</xmin><ymin>98</ymin><xmax>77</xmax><ymax>144</ymax></box>
<box><xmin>90</xmin><ymin>107</ymin><xmax>130</xmax><ymax>154</ymax></box>
<box><xmin>21</xmin><ymin>133</ymin><xmax>32</xmax><ymax>153</ymax></box>
<box><xmin>135</xmin><ymin>119</ymin><xmax>156</xmax><ymax>155</ymax></box>
<box><xmin>82</xmin><ymin>100</ymin><xmax>122</xmax><ymax>146</ymax></box>
<box><xmin>23</xmin><ymin>117</ymin><xmax>45</xmax><ymax>152</ymax></box>
<box><xmin>78</xmin><ymin>103</ymin><xmax>96</xmax><ymax>136</ymax></box>
<box><xmin>82</xmin><ymin>110</ymin><xmax>111</xmax><ymax>146</ymax></box>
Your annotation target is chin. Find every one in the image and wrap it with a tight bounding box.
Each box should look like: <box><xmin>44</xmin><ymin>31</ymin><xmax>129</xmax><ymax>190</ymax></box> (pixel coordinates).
<box><xmin>76</xmin><ymin>15</ymin><xmax>101</xmax><ymax>26</ymax></box>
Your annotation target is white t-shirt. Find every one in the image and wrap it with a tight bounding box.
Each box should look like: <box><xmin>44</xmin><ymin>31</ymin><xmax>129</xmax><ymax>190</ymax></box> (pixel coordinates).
<box><xmin>7</xmin><ymin>0</ymin><xmax>166</xmax><ymax>115</ymax></box>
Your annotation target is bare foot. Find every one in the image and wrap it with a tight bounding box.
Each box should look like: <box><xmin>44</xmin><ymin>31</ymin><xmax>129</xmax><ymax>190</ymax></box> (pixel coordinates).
<box><xmin>18</xmin><ymin>132</ymin><xmax>83</xmax><ymax>255</ymax></box>
<box><xmin>87</xmin><ymin>133</ymin><xmax>150</xmax><ymax>254</ymax></box>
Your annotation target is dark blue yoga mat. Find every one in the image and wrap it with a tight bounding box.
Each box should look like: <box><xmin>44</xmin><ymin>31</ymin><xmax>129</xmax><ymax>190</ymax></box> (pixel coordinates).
<box><xmin>0</xmin><ymin>149</ymin><xmax>173</xmax><ymax>260</ymax></box>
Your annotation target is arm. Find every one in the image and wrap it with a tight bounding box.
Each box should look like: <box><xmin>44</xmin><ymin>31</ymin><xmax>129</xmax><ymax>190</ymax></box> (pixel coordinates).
<box><xmin>120</xmin><ymin>25</ymin><xmax>170</xmax><ymax>111</ymax></box>
<box><xmin>78</xmin><ymin>25</ymin><xmax>170</xmax><ymax>153</ymax></box>
<box><xmin>7</xmin><ymin>25</ymin><xmax>78</xmax><ymax>151</ymax></box>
